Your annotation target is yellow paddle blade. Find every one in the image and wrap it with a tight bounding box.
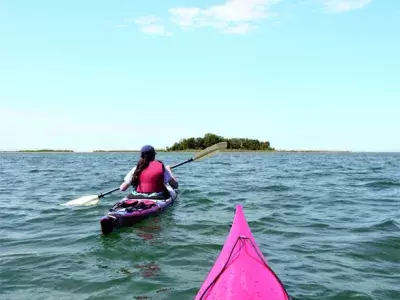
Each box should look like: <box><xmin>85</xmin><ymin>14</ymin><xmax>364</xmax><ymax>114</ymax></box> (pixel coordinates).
<box><xmin>193</xmin><ymin>142</ymin><xmax>228</xmax><ymax>161</ymax></box>
<box><xmin>62</xmin><ymin>195</ymin><xmax>100</xmax><ymax>207</ymax></box>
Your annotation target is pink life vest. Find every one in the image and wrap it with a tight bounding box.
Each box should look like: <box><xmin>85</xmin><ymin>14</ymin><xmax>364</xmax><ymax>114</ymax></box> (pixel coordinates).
<box><xmin>136</xmin><ymin>161</ymin><xmax>166</xmax><ymax>194</ymax></box>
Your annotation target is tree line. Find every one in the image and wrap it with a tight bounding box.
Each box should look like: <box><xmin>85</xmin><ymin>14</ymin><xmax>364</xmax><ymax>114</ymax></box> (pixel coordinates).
<box><xmin>167</xmin><ymin>133</ymin><xmax>274</xmax><ymax>151</ymax></box>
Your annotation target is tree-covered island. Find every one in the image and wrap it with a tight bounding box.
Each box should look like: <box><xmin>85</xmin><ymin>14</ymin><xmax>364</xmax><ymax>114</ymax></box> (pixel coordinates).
<box><xmin>166</xmin><ymin>133</ymin><xmax>274</xmax><ymax>151</ymax></box>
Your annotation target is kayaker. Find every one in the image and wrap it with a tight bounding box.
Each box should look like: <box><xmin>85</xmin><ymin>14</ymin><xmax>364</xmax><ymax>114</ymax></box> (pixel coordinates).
<box><xmin>119</xmin><ymin>145</ymin><xmax>178</xmax><ymax>197</ymax></box>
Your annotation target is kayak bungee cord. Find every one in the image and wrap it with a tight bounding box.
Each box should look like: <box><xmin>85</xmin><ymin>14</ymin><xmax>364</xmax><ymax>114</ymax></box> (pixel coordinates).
<box><xmin>244</xmin><ymin>237</ymin><xmax>292</xmax><ymax>299</ymax></box>
<box><xmin>198</xmin><ymin>236</ymin><xmax>246</xmax><ymax>300</ymax></box>
<box><xmin>198</xmin><ymin>236</ymin><xmax>291</xmax><ymax>300</ymax></box>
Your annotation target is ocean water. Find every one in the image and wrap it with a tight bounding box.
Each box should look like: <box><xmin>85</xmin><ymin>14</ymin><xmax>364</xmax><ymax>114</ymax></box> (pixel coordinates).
<box><xmin>0</xmin><ymin>152</ymin><xmax>399</xmax><ymax>300</ymax></box>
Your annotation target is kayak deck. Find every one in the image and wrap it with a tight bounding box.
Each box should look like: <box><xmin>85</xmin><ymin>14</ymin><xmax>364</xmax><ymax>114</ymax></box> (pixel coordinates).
<box><xmin>100</xmin><ymin>187</ymin><xmax>178</xmax><ymax>235</ymax></box>
<box><xmin>195</xmin><ymin>204</ymin><xmax>291</xmax><ymax>300</ymax></box>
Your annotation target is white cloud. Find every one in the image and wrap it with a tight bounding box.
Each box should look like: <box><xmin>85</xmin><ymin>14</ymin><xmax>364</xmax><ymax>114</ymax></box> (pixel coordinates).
<box><xmin>117</xmin><ymin>0</ymin><xmax>375</xmax><ymax>35</ymax></box>
<box><xmin>134</xmin><ymin>16</ymin><xmax>158</xmax><ymax>26</ymax></box>
<box><xmin>169</xmin><ymin>0</ymin><xmax>279</xmax><ymax>34</ymax></box>
<box><xmin>130</xmin><ymin>15</ymin><xmax>172</xmax><ymax>36</ymax></box>
<box><xmin>322</xmin><ymin>0</ymin><xmax>372</xmax><ymax>13</ymax></box>
<box><xmin>140</xmin><ymin>24</ymin><xmax>165</xmax><ymax>35</ymax></box>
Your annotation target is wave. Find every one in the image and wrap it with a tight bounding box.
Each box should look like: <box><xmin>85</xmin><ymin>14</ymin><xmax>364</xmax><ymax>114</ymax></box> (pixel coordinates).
<box><xmin>326</xmin><ymin>290</ymin><xmax>374</xmax><ymax>300</ymax></box>
<box><xmin>208</xmin><ymin>161</ymin><xmax>232</xmax><ymax>166</ymax></box>
<box><xmin>352</xmin><ymin>219</ymin><xmax>400</xmax><ymax>233</ymax></box>
<box><xmin>180</xmin><ymin>188</ymin><xmax>203</xmax><ymax>196</ymax></box>
<box><xmin>259</xmin><ymin>184</ymin><xmax>291</xmax><ymax>192</ymax></box>
<box><xmin>27</xmin><ymin>169</ymin><xmax>60</xmax><ymax>173</ymax></box>
<box><xmin>364</xmin><ymin>180</ymin><xmax>400</xmax><ymax>188</ymax></box>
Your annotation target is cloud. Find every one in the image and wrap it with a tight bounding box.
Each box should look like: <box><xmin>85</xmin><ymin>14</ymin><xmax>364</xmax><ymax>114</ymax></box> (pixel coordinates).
<box><xmin>322</xmin><ymin>0</ymin><xmax>372</xmax><ymax>13</ymax></box>
<box><xmin>119</xmin><ymin>0</ymin><xmax>373</xmax><ymax>36</ymax></box>
<box><xmin>129</xmin><ymin>15</ymin><xmax>172</xmax><ymax>36</ymax></box>
<box><xmin>134</xmin><ymin>16</ymin><xmax>158</xmax><ymax>26</ymax></box>
<box><xmin>140</xmin><ymin>24</ymin><xmax>166</xmax><ymax>35</ymax></box>
<box><xmin>169</xmin><ymin>0</ymin><xmax>279</xmax><ymax>34</ymax></box>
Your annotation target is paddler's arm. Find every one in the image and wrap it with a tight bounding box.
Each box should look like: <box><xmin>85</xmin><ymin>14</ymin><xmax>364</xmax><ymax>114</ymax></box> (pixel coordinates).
<box><xmin>120</xmin><ymin>181</ymin><xmax>130</xmax><ymax>191</ymax></box>
<box><xmin>120</xmin><ymin>167</ymin><xmax>135</xmax><ymax>191</ymax></box>
<box><xmin>165</xmin><ymin>165</ymin><xmax>179</xmax><ymax>189</ymax></box>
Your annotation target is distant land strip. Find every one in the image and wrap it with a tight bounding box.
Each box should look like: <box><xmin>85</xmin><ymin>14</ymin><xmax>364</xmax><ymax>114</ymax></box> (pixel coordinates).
<box><xmin>3</xmin><ymin>133</ymin><xmax>351</xmax><ymax>153</ymax></box>
<box><xmin>17</xmin><ymin>149</ymin><xmax>74</xmax><ymax>152</ymax></box>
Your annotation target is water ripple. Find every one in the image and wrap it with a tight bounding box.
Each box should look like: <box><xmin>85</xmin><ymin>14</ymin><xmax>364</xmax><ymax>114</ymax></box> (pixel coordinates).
<box><xmin>0</xmin><ymin>152</ymin><xmax>399</xmax><ymax>299</ymax></box>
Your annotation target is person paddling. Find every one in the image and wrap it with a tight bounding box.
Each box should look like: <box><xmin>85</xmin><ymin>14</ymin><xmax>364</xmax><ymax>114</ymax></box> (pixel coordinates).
<box><xmin>120</xmin><ymin>145</ymin><xmax>178</xmax><ymax>198</ymax></box>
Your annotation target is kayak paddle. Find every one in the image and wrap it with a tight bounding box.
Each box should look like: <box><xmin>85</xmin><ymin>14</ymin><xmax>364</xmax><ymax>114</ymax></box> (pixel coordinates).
<box><xmin>62</xmin><ymin>187</ymin><xmax>120</xmax><ymax>207</ymax></box>
<box><xmin>63</xmin><ymin>141</ymin><xmax>227</xmax><ymax>207</ymax></box>
<box><xmin>170</xmin><ymin>141</ymin><xmax>228</xmax><ymax>168</ymax></box>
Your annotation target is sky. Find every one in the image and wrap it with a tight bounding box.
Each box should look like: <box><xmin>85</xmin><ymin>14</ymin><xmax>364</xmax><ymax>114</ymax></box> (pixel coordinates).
<box><xmin>0</xmin><ymin>0</ymin><xmax>399</xmax><ymax>152</ymax></box>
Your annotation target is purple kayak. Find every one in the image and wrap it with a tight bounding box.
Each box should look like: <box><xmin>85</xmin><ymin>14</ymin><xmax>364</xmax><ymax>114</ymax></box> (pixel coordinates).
<box><xmin>100</xmin><ymin>187</ymin><xmax>178</xmax><ymax>235</ymax></box>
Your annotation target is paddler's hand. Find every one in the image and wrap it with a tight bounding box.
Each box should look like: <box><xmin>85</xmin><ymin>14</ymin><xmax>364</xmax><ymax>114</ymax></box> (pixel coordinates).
<box><xmin>166</xmin><ymin>165</ymin><xmax>177</xmax><ymax>179</ymax></box>
<box><xmin>165</xmin><ymin>165</ymin><xmax>178</xmax><ymax>189</ymax></box>
<box><xmin>165</xmin><ymin>165</ymin><xmax>175</xmax><ymax>176</ymax></box>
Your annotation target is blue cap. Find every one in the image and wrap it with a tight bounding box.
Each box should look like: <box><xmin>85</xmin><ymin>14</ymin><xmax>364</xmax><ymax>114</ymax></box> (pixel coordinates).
<box><xmin>140</xmin><ymin>145</ymin><xmax>155</xmax><ymax>154</ymax></box>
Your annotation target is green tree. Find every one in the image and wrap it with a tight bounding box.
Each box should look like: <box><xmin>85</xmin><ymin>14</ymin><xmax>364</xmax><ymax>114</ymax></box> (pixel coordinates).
<box><xmin>195</xmin><ymin>137</ymin><xmax>204</xmax><ymax>149</ymax></box>
<box><xmin>186</xmin><ymin>137</ymin><xmax>196</xmax><ymax>149</ymax></box>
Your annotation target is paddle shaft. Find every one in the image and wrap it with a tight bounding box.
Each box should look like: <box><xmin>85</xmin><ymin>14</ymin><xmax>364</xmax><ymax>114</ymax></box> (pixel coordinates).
<box><xmin>171</xmin><ymin>158</ymin><xmax>193</xmax><ymax>169</ymax></box>
<box><xmin>99</xmin><ymin>187</ymin><xmax>120</xmax><ymax>198</ymax></box>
